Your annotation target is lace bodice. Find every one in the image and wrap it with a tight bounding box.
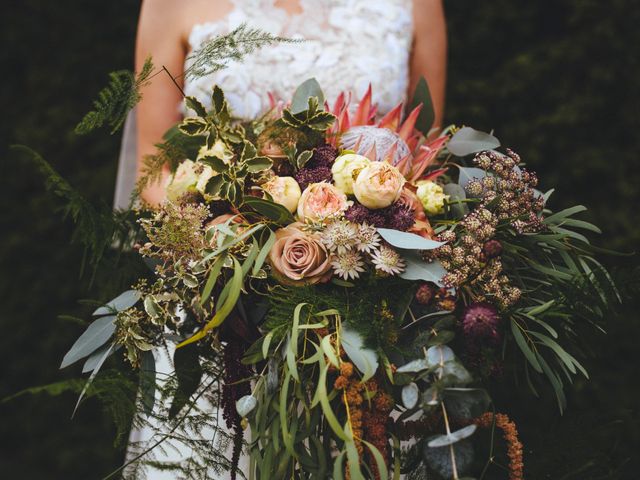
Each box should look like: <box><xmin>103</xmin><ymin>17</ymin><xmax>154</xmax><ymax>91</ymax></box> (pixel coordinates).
<box><xmin>183</xmin><ymin>0</ymin><xmax>413</xmax><ymax>119</ymax></box>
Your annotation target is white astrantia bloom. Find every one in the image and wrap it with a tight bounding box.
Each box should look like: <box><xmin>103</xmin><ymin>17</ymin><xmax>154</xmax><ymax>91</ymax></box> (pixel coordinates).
<box><xmin>356</xmin><ymin>223</ymin><xmax>382</xmax><ymax>253</ymax></box>
<box><xmin>371</xmin><ymin>245</ymin><xmax>405</xmax><ymax>275</ymax></box>
<box><xmin>320</xmin><ymin>220</ymin><xmax>359</xmax><ymax>254</ymax></box>
<box><xmin>331</xmin><ymin>250</ymin><xmax>366</xmax><ymax>280</ymax></box>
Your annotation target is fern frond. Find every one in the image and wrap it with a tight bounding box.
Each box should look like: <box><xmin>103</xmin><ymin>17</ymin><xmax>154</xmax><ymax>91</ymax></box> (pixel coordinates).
<box><xmin>185</xmin><ymin>23</ymin><xmax>300</xmax><ymax>80</ymax></box>
<box><xmin>11</xmin><ymin>145</ymin><xmax>141</xmax><ymax>269</ymax></box>
<box><xmin>76</xmin><ymin>57</ymin><xmax>154</xmax><ymax>135</ymax></box>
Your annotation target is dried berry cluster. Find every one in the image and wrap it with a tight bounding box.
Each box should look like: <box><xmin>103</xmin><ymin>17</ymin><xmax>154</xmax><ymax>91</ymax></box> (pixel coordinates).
<box><xmin>334</xmin><ymin>361</ymin><xmax>365</xmax><ymax>480</ymax></box>
<box><xmin>361</xmin><ymin>379</ymin><xmax>394</xmax><ymax>480</ymax></box>
<box><xmin>467</xmin><ymin>149</ymin><xmax>545</xmax><ymax>234</ymax></box>
<box><xmin>474</xmin><ymin>412</ymin><xmax>524</xmax><ymax>480</ymax></box>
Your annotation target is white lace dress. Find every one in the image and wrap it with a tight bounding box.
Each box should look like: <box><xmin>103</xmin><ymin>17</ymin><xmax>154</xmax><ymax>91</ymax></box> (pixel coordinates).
<box><xmin>125</xmin><ymin>0</ymin><xmax>414</xmax><ymax>477</ymax></box>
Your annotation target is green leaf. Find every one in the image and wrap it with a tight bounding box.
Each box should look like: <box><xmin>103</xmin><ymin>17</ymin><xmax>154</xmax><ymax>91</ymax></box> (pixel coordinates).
<box><xmin>93</xmin><ymin>290</ymin><xmax>141</xmax><ymax>316</ymax></box>
<box><xmin>245</xmin><ymin>156</ymin><xmax>273</xmax><ymax>173</ymax></box>
<box><xmin>399</xmin><ymin>253</ymin><xmax>447</xmax><ymax>287</ymax></box>
<box><xmin>200</xmin><ymin>255</ymin><xmax>226</xmax><ymax>305</ymax></box>
<box><xmin>377</xmin><ymin>228</ymin><xmax>445</xmax><ymax>250</ymax></box>
<box><xmin>60</xmin><ymin>315</ymin><xmax>116</xmax><ymax>369</ymax></box>
<box><xmin>143</xmin><ymin>295</ymin><xmax>162</xmax><ymax>318</ymax></box>
<box><xmin>205</xmin><ymin>173</ymin><xmax>225</xmax><ymax>197</ymax></box>
<box><xmin>291</xmin><ymin>78</ymin><xmax>325</xmax><ymax>114</ymax></box>
<box><xmin>242</xmin><ymin>196</ymin><xmax>295</xmax><ymax>225</ymax></box>
<box><xmin>510</xmin><ymin>320</ymin><xmax>543</xmax><ymax>373</ymax></box>
<box><xmin>296</xmin><ymin>150</ymin><xmax>313</xmax><ymax>170</ymax></box>
<box><xmin>448</xmin><ymin>127</ymin><xmax>500</xmax><ymax>157</ymax></box>
<box><xmin>185</xmin><ymin>96</ymin><xmax>208</xmax><ymax>117</ymax></box>
<box><xmin>253</xmin><ymin>230</ymin><xmax>276</xmax><ymax>276</ymax></box>
<box><xmin>177</xmin><ymin>257</ymin><xmax>244</xmax><ymax>348</ymax></box>
<box><xmin>409</xmin><ymin>76</ymin><xmax>435</xmax><ymax>135</ymax></box>
<box><xmin>341</xmin><ymin>325</ymin><xmax>379</xmax><ymax>382</ymax></box>
<box><xmin>179</xmin><ymin>117</ymin><xmax>209</xmax><ymax>136</ymax></box>
<box><xmin>543</xmin><ymin>205</ymin><xmax>588</xmax><ymax>224</ymax></box>
<box><xmin>200</xmin><ymin>155</ymin><xmax>229</xmax><ymax>173</ymax></box>
<box><xmin>169</xmin><ymin>343</ymin><xmax>203</xmax><ymax>418</ymax></box>
<box><xmin>139</xmin><ymin>350</ymin><xmax>156</xmax><ymax>415</ymax></box>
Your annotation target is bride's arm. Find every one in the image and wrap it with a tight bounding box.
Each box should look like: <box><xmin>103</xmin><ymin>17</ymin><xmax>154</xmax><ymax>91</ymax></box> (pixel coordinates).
<box><xmin>135</xmin><ymin>0</ymin><xmax>189</xmax><ymax>206</ymax></box>
<box><xmin>410</xmin><ymin>0</ymin><xmax>447</xmax><ymax>132</ymax></box>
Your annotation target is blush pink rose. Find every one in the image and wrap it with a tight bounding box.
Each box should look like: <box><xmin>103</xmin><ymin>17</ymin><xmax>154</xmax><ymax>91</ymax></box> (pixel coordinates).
<box><xmin>268</xmin><ymin>223</ymin><xmax>332</xmax><ymax>286</ymax></box>
<box><xmin>297</xmin><ymin>182</ymin><xmax>349</xmax><ymax>223</ymax></box>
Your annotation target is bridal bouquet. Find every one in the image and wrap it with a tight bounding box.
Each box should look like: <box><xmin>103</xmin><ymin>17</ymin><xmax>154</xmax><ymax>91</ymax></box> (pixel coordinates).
<box><xmin>49</xmin><ymin>27</ymin><xmax>616</xmax><ymax>480</ymax></box>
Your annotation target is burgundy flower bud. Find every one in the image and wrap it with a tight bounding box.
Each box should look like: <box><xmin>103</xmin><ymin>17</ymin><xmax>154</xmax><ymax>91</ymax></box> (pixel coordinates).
<box><xmin>415</xmin><ymin>283</ymin><xmax>435</xmax><ymax>305</ymax></box>
<box><xmin>483</xmin><ymin>239</ymin><xmax>503</xmax><ymax>258</ymax></box>
<box><xmin>461</xmin><ymin>302</ymin><xmax>501</xmax><ymax>344</ymax></box>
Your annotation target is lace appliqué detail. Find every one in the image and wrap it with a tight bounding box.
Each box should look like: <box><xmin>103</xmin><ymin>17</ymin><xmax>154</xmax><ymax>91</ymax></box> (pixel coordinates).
<box><xmin>183</xmin><ymin>0</ymin><xmax>413</xmax><ymax>119</ymax></box>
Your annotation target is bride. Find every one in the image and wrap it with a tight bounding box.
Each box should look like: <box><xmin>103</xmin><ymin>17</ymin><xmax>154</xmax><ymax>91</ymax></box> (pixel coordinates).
<box><xmin>119</xmin><ymin>0</ymin><xmax>446</xmax><ymax>478</ymax></box>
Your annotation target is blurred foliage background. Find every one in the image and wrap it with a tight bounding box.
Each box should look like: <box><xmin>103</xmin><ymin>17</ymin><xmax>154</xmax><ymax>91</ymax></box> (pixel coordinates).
<box><xmin>1</xmin><ymin>0</ymin><xmax>638</xmax><ymax>478</ymax></box>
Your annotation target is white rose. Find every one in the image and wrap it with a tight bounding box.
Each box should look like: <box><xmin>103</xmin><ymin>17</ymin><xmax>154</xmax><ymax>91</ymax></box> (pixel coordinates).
<box><xmin>166</xmin><ymin>160</ymin><xmax>198</xmax><ymax>201</ymax></box>
<box><xmin>353</xmin><ymin>162</ymin><xmax>405</xmax><ymax>209</ymax></box>
<box><xmin>331</xmin><ymin>153</ymin><xmax>371</xmax><ymax>195</ymax></box>
<box><xmin>197</xmin><ymin>140</ymin><xmax>233</xmax><ymax>163</ymax></box>
<box><xmin>263</xmin><ymin>176</ymin><xmax>302</xmax><ymax>213</ymax></box>
<box><xmin>416</xmin><ymin>180</ymin><xmax>449</xmax><ymax>215</ymax></box>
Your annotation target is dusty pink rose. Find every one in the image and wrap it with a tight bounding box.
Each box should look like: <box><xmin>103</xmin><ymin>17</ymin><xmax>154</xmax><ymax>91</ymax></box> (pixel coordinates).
<box><xmin>297</xmin><ymin>182</ymin><xmax>349</xmax><ymax>222</ymax></box>
<box><xmin>268</xmin><ymin>223</ymin><xmax>332</xmax><ymax>286</ymax></box>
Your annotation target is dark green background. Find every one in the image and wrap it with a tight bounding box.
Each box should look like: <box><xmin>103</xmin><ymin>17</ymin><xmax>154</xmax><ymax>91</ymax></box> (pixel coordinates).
<box><xmin>1</xmin><ymin>1</ymin><xmax>638</xmax><ymax>478</ymax></box>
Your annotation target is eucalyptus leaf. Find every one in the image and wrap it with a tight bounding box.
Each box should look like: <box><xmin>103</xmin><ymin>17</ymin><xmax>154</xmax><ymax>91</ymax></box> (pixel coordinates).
<box><xmin>426</xmin><ymin>345</ymin><xmax>455</xmax><ymax>367</ymax></box>
<box><xmin>448</xmin><ymin>127</ymin><xmax>500</xmax><ymax>157</ymax></box>
<box><xmin>60</xmin><ymin>315</ymin><xmax>117</xmax><ymax>369</ymax></box>
<box><xmin>396</xmin><ymin>358</ymin><xmax>429</xmax><ymax>373</ymax></box>
<box><xmin>72</xmin><ymin>343</ymin><xmax>115</xmax><ymax>417</ymax></box>
<box><xmin>236</xmin><ymin>394</ymin><xmax>258</xmax><ymax>417</ymax></box>
<box><xmin>428</xmin><ymin>425</ymin><xmax>477</xmax><ymax>448</ymax></box>
<box><xmin>423</xmin><ymin>438</ymin><xmax>474</xmax><ymax>479</ymax></box>
<box><xmin>402</xmin><ymin>383</ymin><xmax>420</xmax><ymax>409</ymax></box>
<box><xmin>82</xmin><ymin>343</ymin><xmax>116</xmax><ymax>373</ymax></box>
<box><xmin>443</xmin><ymin>183</ymin><xmax>469</xmax><ymax>218</ymax></box>
<box><xmin>378</xmin><ymin>228</ymin><xmax>445</xmax><ymax>250</ymax></box>
<box><xmin>457</xmin><ymin>166</ymin><xmax>489</xmax><ymax>190</ymax></box>
<box><xmin>341</xmin><ymin>326</ymin><xmax>379</xmax><ymax>382</ymax></box>
<box><xmin>93</xmin><ymin>290</ymin><xmax>141</xmax><ymax>316</ymax></box>
<box><xmin>291</xmin><ymin>78</ymin><xmax>325</xmax><ymax>114</ymax></box>
<box><xmin>399</xmin><ymin>253</ymin><xmax>447</xmax><ymax>287</ymax></box>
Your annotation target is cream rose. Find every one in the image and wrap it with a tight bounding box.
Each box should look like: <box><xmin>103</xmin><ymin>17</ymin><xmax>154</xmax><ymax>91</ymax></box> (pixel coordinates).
<box><xmin>166</xmin><ymin>160</ymin><xmax>198</xmax><ymax>201</ymax></box>
<box><xmin>416</xmin><ymin>180</ymin><xmax>449</xmax><ymax>215</ymax></box>
<box><xmin>353</xmin><ymin>162</ymin><xmax>405</xmax><ymax>209</ymax></box>
<box><xmin>297</xmin><ymin>182</ymin><xmax>349</xmax><ymax>223</ymax></box>
<box><xmin>262</xmin><ymin>176</ymin><xmax>302</xmax><ymax>213</ymax></box>
<box><xmin>331</xmin><ymin>153</ymin><xmax>371</xmax><ymax>195</ymax></box>
<box><xmin>268</xmin><ymin>223</ymin><xmax>332</xmax><ymax>286</ymax></box>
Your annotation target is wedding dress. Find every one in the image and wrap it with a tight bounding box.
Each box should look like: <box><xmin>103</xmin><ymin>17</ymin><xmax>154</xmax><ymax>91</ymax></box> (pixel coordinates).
<box><xmin>121</xmin><ymin>0</ymin><xmax>414</xmax><ymax>477</ymax></box>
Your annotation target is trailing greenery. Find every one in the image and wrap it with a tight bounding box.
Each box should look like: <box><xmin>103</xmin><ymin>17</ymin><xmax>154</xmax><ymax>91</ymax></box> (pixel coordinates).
<box><xmin>75</xmin><ymin>57</ymin><xmax>153</xmax><ymax>135</ymax></box>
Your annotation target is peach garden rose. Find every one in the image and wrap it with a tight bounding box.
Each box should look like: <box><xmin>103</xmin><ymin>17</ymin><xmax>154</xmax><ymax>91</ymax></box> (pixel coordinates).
<box><xmin>297</xmin><ymin>182</ymin><xmax>349</xmax><ymax>223</ymax></box>
<box><xmin>353</xmin><ymin>161</ymin><xmax>405</xmax><ymax>209</ymax></box>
